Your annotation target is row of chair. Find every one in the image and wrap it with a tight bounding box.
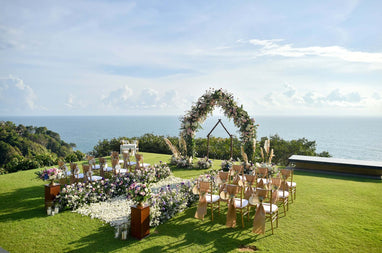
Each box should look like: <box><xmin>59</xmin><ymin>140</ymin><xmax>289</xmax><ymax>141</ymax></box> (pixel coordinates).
<box><xmin>194</xmin><ymin>165</ymin><xmax>297</xmax><ymax>234</ymax></box>
<box><xmin>57</xmin><ymin>152</ymin><xmax>148</xmax><ymax>185</ymax></box>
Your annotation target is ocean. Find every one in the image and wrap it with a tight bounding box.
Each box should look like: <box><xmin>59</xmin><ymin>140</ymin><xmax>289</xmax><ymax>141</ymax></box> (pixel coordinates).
<box><xmin>1</xmin><ymin>116</ymin><xmax>382</xmax><ymax>162</ymax></box>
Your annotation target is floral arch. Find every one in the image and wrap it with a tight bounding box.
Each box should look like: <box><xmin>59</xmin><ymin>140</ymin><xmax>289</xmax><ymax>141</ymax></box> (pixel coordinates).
<box><xmin>180</xmin><ymin>88</ymin><xmax>257</xmax><ymax>160</ymax></box>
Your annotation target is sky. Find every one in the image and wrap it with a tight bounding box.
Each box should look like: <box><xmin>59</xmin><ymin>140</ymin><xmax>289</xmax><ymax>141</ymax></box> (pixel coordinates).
<box><xmin>0</xmin><ymin>0</ymin><xmax>381</xmax><ymax>117</ymax></box>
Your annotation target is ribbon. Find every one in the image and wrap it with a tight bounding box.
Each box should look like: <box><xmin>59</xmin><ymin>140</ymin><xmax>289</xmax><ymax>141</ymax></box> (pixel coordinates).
<box><xmin>226</xmin><ymin>185</ymin><xmax>239</xmax><ymax>228</ymax></box>
<box><xmin>257</xmin><ymin>178</ymin><xmax>264</xmax><ymax>188</ymax></box>
<box><xmin>252</xmin><ymin>189</ymin><xmax>268</xmax><ymax>234</ymax></box>
<box><xmin>233</xmin><ymin>175</ymin><xmax>243</xmax><ymax>186</ymax></box>
<box><xmin>122</xmin><ymin>152</ymin><xmax>130</xmax><ymax>169</ymax></box>
<box><xmin>252</xmin><ymin>203</ymin><xmax>265</xmax><ymax>234</ymax></box>
<box><xmin>195</xmin><ymin>181</ymin><xmax>209</xmax><ymax>220</ymax></box>
<box><xmin>194</xmin><ymin>192</ymin><xmax>207</xmax><ymax>220</ymax></box>
<box><xmin>244</xmin><ymin>186</ymin><xmax>254</xmax><ymax>200</ymax></box>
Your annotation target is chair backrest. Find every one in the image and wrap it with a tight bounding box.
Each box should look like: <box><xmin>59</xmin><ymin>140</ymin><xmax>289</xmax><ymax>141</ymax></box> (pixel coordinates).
<box><xmin>199</xmin><ymin>181</ymin><xmax>210</xmax><ymax>193</ymax></box>
<box><xmin>135</xmin><ymin>153</ymin><xmax>144</xmax><ymax>170</ymax></box>
<box><xmin>70</xmin><ymin>163</ymin><xmax>78</xmax><ymax>174</ymax></box>
<box><xmin>231</xmin><ymin>164</ymin><xmax>243</xmax><ymax>175</ymax></box>
<box><xmin>82</xmin><ymin>164</ymin><xmax>91</xmax><ymax>182</ymax></box>
<box><xmin>226</xmin><ymin>184</ymin><xmax>242</xmax><ymax>205</ymax></box>
<box><xmin>218</xmin><ymin>171</ymin><xmax>229</xmax><ymax>184</ymax></box>
<box><xmin>70</xmin><ymin>163</ymin><xmax>79</xmax><ymax>183</ymax></box>
<box><xmin>271</xmin><ymin>177</ymin><xmax>282</xmax><ymax>189</ymax></box>
<box><xmin>135</xmin><ymin>153</ymin><xmax>143</xmax><ymax>163</ymax></box>
<box><xmin>87</xmin><ymin>155</ymin><xmax>96</xmax><ymax>169</ymax></box>
<box><xmin>280</xmin><ymin>169</ymin><xmax>291</xmax><ymax>180</ymax></box>
<box><xmin>257</xmin><ymin>167</ymin><xmax>268</xmax><ymax>178</ymax></box>
<box><xmin>256</xmin><ymin>188</ymin><xmax>275</xmax><ymax>212</ymax></box>
<box><xmin>245</xmin><ymin>174</ymin><xmax>256</xmax><ymax>186</ymax></box>
<box><xmin>110</xmin><ymin>151</ymin><xmax>118</xmax><ymax>161</ymax></box>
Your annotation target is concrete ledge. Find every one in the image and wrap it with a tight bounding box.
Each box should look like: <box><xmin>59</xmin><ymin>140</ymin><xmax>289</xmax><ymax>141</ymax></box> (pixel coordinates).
<box><xmin>288</xmin><ymin>155</ymin><xmax>382</xmax><ymax>179</ymax></box>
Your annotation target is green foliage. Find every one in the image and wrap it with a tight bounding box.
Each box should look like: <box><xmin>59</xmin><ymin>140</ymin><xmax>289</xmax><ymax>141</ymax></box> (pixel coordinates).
<box><xmin>91</xmin><ymin>134</ymin><xmax>330</xmax><ymax>166</ymax></box>
<box><xmin>0</xmin><ymin>121</ymin><xmax>81</xmax><ymax>173</ymax></box>
<box><xmin>194</xmin><ymin>136</ymin><xmax>241</xmax><ymax>160</ymax></box>
<box><xmin>5</xmin><ymin>155</ymin><xmax>40</xmax><ymax>173</ymax></box>
<box><xmin>256</xmin><ymin>134</ymin><xmax>331</xmax><ymax>165</ymax></box>
<box><xmin>34</xmin><ymin>153</ymin><xmax>57</xmax><ymax>167</ymax></box>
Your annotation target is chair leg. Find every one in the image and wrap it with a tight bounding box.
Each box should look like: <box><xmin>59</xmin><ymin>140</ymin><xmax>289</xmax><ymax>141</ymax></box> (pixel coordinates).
<box><xmin>270</xmin><ymin>215</ymin><xmax>274</xmax><ymax>234</ymax></box>
<box><xmin>294</xmin><ymin>187</ymin><xmax>297</xmax><ymax>200</ymax></box>
<box><xmin>210</xmin><ymin>203</ymin><xmax>213</xmax><ymax>221</ymax></box>
<box><xmin>241</xmin><ymin>210</ymin><xmax>244</xmax><ymax>228</ymax></box>
<box><xmin>276</xmin><ymin>211</ymin><xmax>279</xmax><ymax>228</ymax></box>
<box><xmin>283</xmin><ymin>203</ymin><xmax>286</xmax><ymax>216</ymax></box>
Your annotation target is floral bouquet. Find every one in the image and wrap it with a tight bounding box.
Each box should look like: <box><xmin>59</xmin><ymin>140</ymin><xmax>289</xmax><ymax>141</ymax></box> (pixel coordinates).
<box><xmin>256</xmin><ymin>162</ymin><xmax>278</xmax><ymax>177</ymax></box>
<box><xmin>196</xmin><ymin>157</ymin><xmax>213</xmax><ymax>169</ymax></box>
<box><xmin>35</xmin><ymin>167</ymin><xmax>63</xmax><ymax>185</ymax></box>
<box><xmin>127</xmin><ymin>182</ymin><xmax>151</xmax><ymax>206</ymax></box>
<box><xmin>221</xmin><ymin>159</ymin><xmax>233</xmax><ymax>171</ymax></box>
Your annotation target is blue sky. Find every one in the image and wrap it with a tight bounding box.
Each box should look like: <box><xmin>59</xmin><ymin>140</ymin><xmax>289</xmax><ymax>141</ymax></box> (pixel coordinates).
<box><xmin>0</xmin><ymin>0</ymin><xmax>381</xmax><ymax>116</ymax></box>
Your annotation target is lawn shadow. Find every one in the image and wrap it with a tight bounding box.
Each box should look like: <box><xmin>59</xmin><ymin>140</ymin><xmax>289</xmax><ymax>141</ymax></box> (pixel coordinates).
<box><xmin>139</xmin><ymin>205</ymin><xmax>273</xmax><ymax>252</ymax></box>
<box><xmin>0</xmin><ymin>185</ymin><xmax>47</xmax><ymax>222</ymax></box>
<box><xmin>64</xmin><ymin>225</ymin><xmax>129</xmax><ymax>253</ymax></box>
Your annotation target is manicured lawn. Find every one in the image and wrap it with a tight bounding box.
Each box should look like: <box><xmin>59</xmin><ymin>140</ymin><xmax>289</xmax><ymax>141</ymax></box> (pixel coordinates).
<box><xmin>0</xmin><ymin>152</ymin><xmax>381</xmax><ymax>252</ymax></box>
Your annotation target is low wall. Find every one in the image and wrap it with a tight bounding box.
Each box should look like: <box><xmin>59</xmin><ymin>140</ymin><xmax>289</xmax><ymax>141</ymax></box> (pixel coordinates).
<box><xmin>288</xmin><ymin>155</ymin><xmax>382</xmax><ymax>179</ymax></box>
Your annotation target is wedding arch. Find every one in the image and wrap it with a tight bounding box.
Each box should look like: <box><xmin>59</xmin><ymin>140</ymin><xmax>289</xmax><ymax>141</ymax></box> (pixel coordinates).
<box><xmin>180</xmin><ymin>88</ymin><xmax>257</xmax><ymax>160</ymax></box>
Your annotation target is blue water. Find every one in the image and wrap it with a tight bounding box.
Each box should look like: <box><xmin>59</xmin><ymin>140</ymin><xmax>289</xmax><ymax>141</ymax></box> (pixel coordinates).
<box><xmin>1</xmin><ymin>116</ymin><xmax>381</xmax><ymax>161</ymax></box>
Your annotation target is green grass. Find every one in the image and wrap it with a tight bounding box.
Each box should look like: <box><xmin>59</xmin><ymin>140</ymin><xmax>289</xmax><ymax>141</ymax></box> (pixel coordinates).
<box><xmin>0</xmin><ymin>152</ymin><xmax>381</xmax><ymax>252</ymax></box>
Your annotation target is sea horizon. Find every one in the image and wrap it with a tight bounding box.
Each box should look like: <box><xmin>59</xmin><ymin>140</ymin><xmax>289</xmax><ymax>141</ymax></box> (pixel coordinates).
<box><xmin>1</xmin><ymin>115</ymin><xmax>382</xmax><ymax>162</ymax></box>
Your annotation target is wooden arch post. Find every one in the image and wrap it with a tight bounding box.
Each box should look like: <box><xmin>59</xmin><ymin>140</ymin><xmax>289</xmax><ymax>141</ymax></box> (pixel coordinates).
<box><xmin>207</xmin><ymin>119</ymin><xmax>233</xmax><ymax>159</ymax></box>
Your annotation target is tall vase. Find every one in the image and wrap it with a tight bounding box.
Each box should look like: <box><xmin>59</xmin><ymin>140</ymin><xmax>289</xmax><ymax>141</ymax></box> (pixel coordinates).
<box><xmin>49</xmin><ymin>179</ymin><xmax>55</xmax><ymax>186</ymax></box>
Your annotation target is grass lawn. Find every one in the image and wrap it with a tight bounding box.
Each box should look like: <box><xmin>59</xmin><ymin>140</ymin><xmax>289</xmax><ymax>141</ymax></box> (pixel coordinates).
<box><xmin>0</xmin><ymin>152</ymin><xmax>381</xmax><ymax>252</ymax></box>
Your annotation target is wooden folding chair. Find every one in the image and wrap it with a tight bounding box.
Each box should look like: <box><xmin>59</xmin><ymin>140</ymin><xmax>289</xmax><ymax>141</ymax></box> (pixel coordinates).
<box><xmin>226</xmin><ymin>184</ymin><xmax>249</xmax><ymax>228</ymax></box>
<box><xmin>254</xmin><ymin>188</ymin><xmax>279</xmax><ymax>234</ymax></box>
<box><xmin>281</xmin><ymin>168</ymin><xmax>297</xmax><ymax>202</ymax></box>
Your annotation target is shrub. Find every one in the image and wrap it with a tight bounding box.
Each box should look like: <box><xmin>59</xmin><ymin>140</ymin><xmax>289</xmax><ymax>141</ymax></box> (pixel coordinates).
<box><xmin>64</xmin><ymin>153</ymin><xmax>79</xmax><ymax>163</ymax></box>
<box><xmin>5</xmin><ymin>156</ymin><xmax>40</xmax><ymax>173</ymax></box>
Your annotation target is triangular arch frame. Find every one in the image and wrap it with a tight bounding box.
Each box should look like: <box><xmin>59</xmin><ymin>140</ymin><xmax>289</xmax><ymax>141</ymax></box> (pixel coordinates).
<box><xmin>180</xmin><ymin>88</ymin><xmax>257</xmax><ymax>160</ymax></box>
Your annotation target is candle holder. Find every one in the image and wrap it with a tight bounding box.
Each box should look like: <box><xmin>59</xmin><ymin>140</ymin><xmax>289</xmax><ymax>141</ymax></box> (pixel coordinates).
<box><xmin>114</xmin><ymin>225</ymin><xmax>120</xmax><ymax>239</ymax></box>
<box><xmin>47</xmin><ymin>207</ymin><xmax>52</xmax><ymax>216</ymax></box>
<box><xmin>121</xmin><ymin>230</ymin><xmax>127</xmax><ymax>240</ymax></box>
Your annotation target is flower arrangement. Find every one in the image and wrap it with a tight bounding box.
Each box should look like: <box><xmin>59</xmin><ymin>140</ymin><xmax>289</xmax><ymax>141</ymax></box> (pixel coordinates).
<box><xmin>127</xmin><ymin>182</ymin><xmax>150</xmax><ymax>205</ymax></box>
<box><xmin>53</xmin><ymin>162</ymin><xmax>200</xmax><ymax>237</ymax></box>
<box><xmin>221</xmin><ymin>159</ymin><xmax>233</xmax><ymax>171</ymax></box>
<box><xmin>149</xmin><ymin>180</ymin><xmax>197</xmax><ymax>226</ymax></box>
<box><xmin>256</xmin><ymin>162</ymin><xmax>278</xmax><ymax>178</ymax></box>
<box><xmin>196</xmin><ymin>157</ymin><xmax>213</xmax><ymax>169</ymax></box>
<box><xmin>180</xmin><ymin>88</ymin><xmax>257</xmax><ymax>158</ymax></box>
<box><xmin>170</xmin><ymin>155</ymin><xmax>192</xmax><ymax>168</ymax></box>
<box><xmin>35</xmin><ymin>167</ymin><xmax>62</xmax><ymax>185</ymax></box>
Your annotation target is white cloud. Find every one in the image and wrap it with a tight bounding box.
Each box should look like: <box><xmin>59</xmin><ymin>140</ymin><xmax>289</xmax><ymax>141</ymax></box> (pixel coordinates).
<box><xmin>99</xmin><ymin>86</ymin><xmax>189</xmax><ymax>114</ymax></box>
<box><xmin>101</xmin><ymin>85</ymin><xmax>134</xmax><ymax>108</ymax></box>
<box><xmin>248</xmin><ymin>39</ymin><xmax>382</xmax><ymax>65</ymax></box>
<box><xmin>0</xmin><ymin>75</ymin><xmax>43</xmax><ymax>114</ymax></box>
<box><xmin>65</xmin><ymin>93</ymin><xmax>86</xmax><ymax>109</ymax></box>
